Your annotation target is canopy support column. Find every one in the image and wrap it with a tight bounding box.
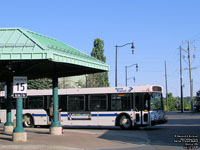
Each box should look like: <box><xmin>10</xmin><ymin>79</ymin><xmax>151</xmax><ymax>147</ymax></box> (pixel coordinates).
<box><xmin>50</xmin><ymin>77</ymin><xmax>62</xmax><ymax>135</ymax></box>
<box><xmin>4</xmin><ymin>81</ymin><xmax>13</xmax><ymax>133</ymax></box>
<box><xmin>13</xmin><ymin>98</ymin><xmax>27</xmax><ymax>142</ymax></box>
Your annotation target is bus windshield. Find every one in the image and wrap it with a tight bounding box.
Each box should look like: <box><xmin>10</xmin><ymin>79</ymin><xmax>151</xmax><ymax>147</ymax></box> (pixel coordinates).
<box><xmin>150</xmin><ymin>93</ymin><xmax>163</xmax><ymax>110</ymax></box>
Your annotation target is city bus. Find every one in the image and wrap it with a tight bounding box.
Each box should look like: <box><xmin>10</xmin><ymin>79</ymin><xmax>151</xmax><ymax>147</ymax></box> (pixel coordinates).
<box><xmin>0</xmin><ymin>85</ymin><xmax>167</xmax><ymax>129</ymax></box>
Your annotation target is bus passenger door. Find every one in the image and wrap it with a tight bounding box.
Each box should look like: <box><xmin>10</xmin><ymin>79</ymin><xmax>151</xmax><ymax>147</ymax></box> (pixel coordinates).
<box><xmin>142</xmin><ymin>94</ymin><xmax>151</xmax><ymax>126</ymax></box>
<box><xmin>134</xmin><ymin>93</ymin><xmax>150</xmax><ymax>126</ymax></box>
<box><xmin>134</xmin><ymin>94</ymin><xmax>142</xmax><ymax>125</ymax></box>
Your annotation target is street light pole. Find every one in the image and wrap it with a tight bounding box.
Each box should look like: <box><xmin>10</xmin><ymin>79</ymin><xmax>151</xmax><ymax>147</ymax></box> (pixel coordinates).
<box><xmin>115</xmin><ymin>42</ymin><xmax>135</xmax><ymax>87</ymax></box>
<box><xmin>125</xmin><ymin>63</ymin><xmax>138</xmax><ymax>86</ymax></box>
<box><xmin>125</xmin><ymin>66</ymin><xmax>127</xmax><ymax>86</ymax></box>
<box><xmin>115</xmin><ymin>45</ymin><xmax>118</xmax><ymax>87</ymax></box>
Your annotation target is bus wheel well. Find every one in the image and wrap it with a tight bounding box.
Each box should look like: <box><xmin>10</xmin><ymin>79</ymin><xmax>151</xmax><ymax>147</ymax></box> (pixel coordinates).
<box><xmin>23</xmin><ymin>113</ymin><xmax>34</xmax><ymax>128</ymax></box>
<box><xmin>115</xmin><ymin>113</ymin><xmax>131</xmax><ymax>126</ymax></box>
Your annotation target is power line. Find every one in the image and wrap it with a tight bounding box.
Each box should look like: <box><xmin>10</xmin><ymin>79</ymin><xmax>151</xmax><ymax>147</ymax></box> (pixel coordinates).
<box><xmin>189</xmin><ymin>33</ymin><xmax>200</xmax><ymax>41</ymax></box>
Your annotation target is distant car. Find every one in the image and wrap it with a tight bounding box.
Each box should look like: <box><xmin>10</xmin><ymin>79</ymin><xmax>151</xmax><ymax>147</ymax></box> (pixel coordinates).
<box><xmin>194</xmin><ymin>102</ymin><xmax>200</xmax><ymax>112</ymax></box>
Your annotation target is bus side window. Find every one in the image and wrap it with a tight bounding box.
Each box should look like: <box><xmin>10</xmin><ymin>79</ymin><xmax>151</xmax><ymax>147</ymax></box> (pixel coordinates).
<box><xmin>89</xmin><ymin>94</ymin><xmax>107</xmax><ymax>111</ymax></box>
<box><xmin>0</xmin><ymin>97</ymin><xmax>6</xmax><ymax>109</ymax></box>
<box><xmin>28</xmin><ymin>96</ymin><xmax>44</xmax><ymax>109</ymax></box>
<box><xmin>111</xmin><ymin>94</ymin><xmax>131</xmax><ymax>111</ymax></box>
<box><xmin>67</xmin><ymin>95</ymin><xmax>85</xmax><ymax>112</ymax></box>
<box><xmin>59</xmin><ymin>95</ymin><xmax>67</xmax><ymax>111</ymax></box>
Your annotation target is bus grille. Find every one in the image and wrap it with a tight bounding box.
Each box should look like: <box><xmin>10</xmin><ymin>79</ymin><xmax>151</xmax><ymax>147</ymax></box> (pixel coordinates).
<box><xmin>144</xmin><ymin>114</ymin><xmax>148</xmax><ymax>122</ymax></box>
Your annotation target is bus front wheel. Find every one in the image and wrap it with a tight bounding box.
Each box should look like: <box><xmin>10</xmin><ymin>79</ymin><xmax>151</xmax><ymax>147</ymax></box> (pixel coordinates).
<box><xmin>23</xmin><ymin>114</ymin><xmax>34</xmax><ymax>128</ymax></box>
<box><xmin>119</xmin><ymin>115</ymin><xmax>132</xmax><ymax>129</ymax></box>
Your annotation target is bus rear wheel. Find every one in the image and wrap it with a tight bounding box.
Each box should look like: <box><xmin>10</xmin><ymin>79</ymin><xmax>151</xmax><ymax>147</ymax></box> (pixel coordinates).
<box><xmin>119</xmin><ymin>115</ymin><xmax>132</xmax><ymax>129</ymax></box>
<box><xmin>23</xmin><ymin>114</ymin><xmax>34</xmax><ymax>128</ymax></box>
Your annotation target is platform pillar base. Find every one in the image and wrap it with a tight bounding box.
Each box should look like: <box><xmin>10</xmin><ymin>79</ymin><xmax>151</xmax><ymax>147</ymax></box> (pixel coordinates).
<box><xmin>4</xmin><ymin>125</ymin><xmax>13</xmax><ymax>134</ymax></box>
<box><xmin>12</xmin><ymin>132</ymin><xmax>27</xmax><ymax>142</ymax></box>
<box><xmin>50</xmin><ymin>126</ymin><xmax>62</xmax><ymax>135</ymax></box>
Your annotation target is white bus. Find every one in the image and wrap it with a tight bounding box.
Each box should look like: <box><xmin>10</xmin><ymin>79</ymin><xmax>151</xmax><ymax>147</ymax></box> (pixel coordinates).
<box><xmin>0</xmin><ymin>85</ymin><xmax>167</xmax><ymax>129</ymax></box>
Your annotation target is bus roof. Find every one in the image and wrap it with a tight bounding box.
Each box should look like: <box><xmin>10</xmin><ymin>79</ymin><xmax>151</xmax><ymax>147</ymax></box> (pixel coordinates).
<box><xmin>0</xmin><ymin>85</ymin><xmax>162</xmax><ymax>97</ymax></box>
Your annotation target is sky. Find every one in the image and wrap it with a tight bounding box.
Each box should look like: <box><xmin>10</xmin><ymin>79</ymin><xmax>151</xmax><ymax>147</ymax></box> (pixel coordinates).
<box><xmin>0</xmin><ymin>0</ymin><xmax>200</xmax><ymax>97</ymax></box>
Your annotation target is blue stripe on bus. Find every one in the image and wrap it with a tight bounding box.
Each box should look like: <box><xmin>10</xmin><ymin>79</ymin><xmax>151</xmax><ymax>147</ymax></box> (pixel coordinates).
<box><xmin>98</xmin><ymin>114</ymin><xmax>118</xmax><ymax>117</ymax></box>
<box><xmin>90</xmin><ymin>114</ymin><xmax>118</xmax><ymax>117</ymax></box>
<box><xmin>61</xmin><ymin>114</ymin><xmax>68</xmax><ymax>117</ymax></box>
<box><xmin>32</xmin><ymin>114</ymin><xmax>47</xmax><ymax>117</ymax></box>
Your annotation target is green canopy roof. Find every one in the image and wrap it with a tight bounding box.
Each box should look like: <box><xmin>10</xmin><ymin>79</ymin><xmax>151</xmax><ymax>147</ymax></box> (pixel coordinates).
<box><xmin>0</xmin><ymin>28</ymin><xmax>109</xmax><ymax>81</ymax></box>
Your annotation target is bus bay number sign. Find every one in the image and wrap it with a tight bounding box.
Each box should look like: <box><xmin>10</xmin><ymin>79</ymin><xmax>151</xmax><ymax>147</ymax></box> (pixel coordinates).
<box><xmin>13</xmin><ymin>76</ymin><xmax>27</xmax><ymax>98</ymax></box>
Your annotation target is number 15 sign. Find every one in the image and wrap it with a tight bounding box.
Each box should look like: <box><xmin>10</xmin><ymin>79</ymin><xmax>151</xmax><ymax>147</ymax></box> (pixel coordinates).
<box><xmin>13</xmin><ymin>76</ymin><xmax>27</xmax><ymax>98</ymax></box>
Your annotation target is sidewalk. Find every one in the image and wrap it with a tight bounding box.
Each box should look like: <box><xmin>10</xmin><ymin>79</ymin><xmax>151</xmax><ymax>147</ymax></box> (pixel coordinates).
<box><xmin>0</xmin><ymin>126</ymin><xmax>147</xmax><ymax>150</ymax></box>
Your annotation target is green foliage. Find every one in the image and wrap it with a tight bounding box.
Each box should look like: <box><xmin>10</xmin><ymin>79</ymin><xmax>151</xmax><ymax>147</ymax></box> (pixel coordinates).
<box><xmin>184</xmin><ymin>98</ymin><xmax>191</xmax><ymax>110</ymax></box>
<box><xmin>91</xmin><ymin>38</ymin><xmax>106</xmax><ymax>63</ymax></box>
<box><xmin>88</xmin><ymin>38</ymin><xmax>109</xmax><ymax>87</ymax></box>
<box><xmin>168</xmin><ymin>93</ymin><xmax>177</xmax><ymax>111</ymax></box>
<box><xmin>75</xmin><ymin>79</ymin><xmax>85</xmax><ymax>88</ymax></box>
<box><xmin>28</xmin><ymin>78</ymin><xmax>52</xmax><ymax>89</ymax></box>
<box><xmin>164</xmin><ymin>94</ymin><xmax>192</xmax><ymax>111</ymax></box>
<box><xmin>195</xmin><ymin>90</ymin><xmax>200</xmax><ymax>102</ymax></box>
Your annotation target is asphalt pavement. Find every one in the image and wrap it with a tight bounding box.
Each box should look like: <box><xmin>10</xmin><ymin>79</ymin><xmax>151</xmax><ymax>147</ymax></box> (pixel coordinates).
<box><xmin>0</xmin><ymin>112</ymin><xmax>199</xmax><ymax>150</ymax></box>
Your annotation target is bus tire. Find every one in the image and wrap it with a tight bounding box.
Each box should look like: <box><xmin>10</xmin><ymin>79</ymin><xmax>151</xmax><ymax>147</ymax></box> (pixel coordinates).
<box><xmin>23</xmin><ymin>114</ymin><xmax>34</xmax><ymax>128</ymax></box>
<box><xmin>119</xmin><ymin>115</ymin><xmax>132</xmax><ymax>130</ymax></box>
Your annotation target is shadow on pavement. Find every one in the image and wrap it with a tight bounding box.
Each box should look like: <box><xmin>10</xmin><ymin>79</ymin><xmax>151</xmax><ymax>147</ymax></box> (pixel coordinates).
<box><xmin>97</xmin><ymin>113</ymin><xmax>200</xmax><ymax>149</ymax></box>
<box><xmin>0</xmin><ymin>137</ymin><xmax>12</xmax><ymax>142</ymax></box>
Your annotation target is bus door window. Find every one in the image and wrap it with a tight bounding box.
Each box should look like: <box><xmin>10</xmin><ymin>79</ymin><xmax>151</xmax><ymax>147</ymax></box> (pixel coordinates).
<box><xmin>134</xmin><ymin>94</ymin><xmax>143</xmax><ymax>111</ymax></box>
<box><xmin>111</xmin><ymin>94</ymin><xmax>131</xmax><ymax>111</ymax></box>
<box><xmin>89</xmin><ymin>95</ymin><xmax>107</xmax><ymax>111</ymax></box>
<box><xmin>143</xmin><ymin>94</ymin><xmax>150</xmax><ymax>111</ymax></box>
<box><xmin>67</xmin><ymin>95</ymin><xmax>85</xmax><ymax>111</ymax></box>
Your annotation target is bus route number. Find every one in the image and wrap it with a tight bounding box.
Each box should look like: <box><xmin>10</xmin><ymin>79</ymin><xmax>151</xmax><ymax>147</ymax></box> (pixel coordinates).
<box><xmin>13</xmin><ymin>76</ymin><xmax>27</xmax><ymax>98</ymax></box>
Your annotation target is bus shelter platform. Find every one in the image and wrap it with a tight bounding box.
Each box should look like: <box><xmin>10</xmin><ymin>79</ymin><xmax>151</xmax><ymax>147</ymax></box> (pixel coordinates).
<box><xmin>0</xmin><ymin>124</ymin><xmax>149</xmax><ymax>150</ymax></box>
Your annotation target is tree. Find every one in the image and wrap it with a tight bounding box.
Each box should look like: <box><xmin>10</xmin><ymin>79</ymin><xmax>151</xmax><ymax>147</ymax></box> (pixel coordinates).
<box><xmin>87</xmin><ymin>38</ymin><xmax>109</xmax><ymax>87</ymax></box>
<box><xmin>28</xmin><ymin>78</ymin><xmax>52</xmax><ymax>89</ymax></box>
<box><xmin>168</xmin><ymin>93</ymin><xmax>177</xmax><ymax>111</ymax></box>
<box><xmin>195</xmin><ymin>90</ymin><xmax>200</xmax><ymax>102</ymax></box>
<box><xmin>75</xmin><ymin>79</ymin><xmax>85</xmax><ymax>88</ymax></box>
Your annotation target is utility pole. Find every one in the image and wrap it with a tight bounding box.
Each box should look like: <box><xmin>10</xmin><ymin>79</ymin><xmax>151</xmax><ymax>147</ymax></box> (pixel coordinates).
<box><xmin>187</xmin><ymin>41</ymin><xmax>193</xmax><ymax>110</ymax></box>
<box><xmin>181</xmin><ymin>41</ymin><xmax>195</xmax><ymax>111</ymax></box>
<box><xmin>164</xmin><ymin>60</ymin><xmax>168</xmax><ymax>111</ymax></box>
<box><xmin>180</xmin><ymin>46</ymin><xmax>184</xmax><ymax>112</ymax></box>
